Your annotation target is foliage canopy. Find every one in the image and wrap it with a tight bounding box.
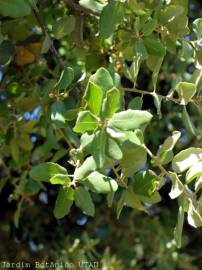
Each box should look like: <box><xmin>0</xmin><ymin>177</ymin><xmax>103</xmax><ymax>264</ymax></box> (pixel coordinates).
<box><xmin>0</xmin><ymin>0</ymin><xmax>202</xmax><ymax>268</ymax></box>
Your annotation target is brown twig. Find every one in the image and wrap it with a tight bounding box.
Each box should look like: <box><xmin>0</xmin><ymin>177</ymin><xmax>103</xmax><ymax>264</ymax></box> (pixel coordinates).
<box><xmin>143</xmin><ymin>145</ymin><xmax>169</xmax><ymax>177</ymax></box>
<box><xmin>123</xmin><ymin>87</ymin><xmax>181</xmax><ymax>104</ymax></box>
<box><xmin>32</xmin><ymin>9</ymin><xmax>65</xmax><ymax>69</ymax></box>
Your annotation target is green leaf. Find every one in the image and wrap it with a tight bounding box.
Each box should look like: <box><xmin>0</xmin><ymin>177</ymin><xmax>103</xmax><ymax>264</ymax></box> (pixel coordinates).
<box><xmin>174</xmin><ymin>206</ymin><xmax>185</xmax><ymax>248</ymax></box>
<box><xmin>108</xmin><ymin>109</ymin><xmax>152</xmax><ymax>131</ymax></box>
<box><xmin>10</xmin><ymin>138</ymin><xmax>19</xmax><ymax>162</ymax></box>
<box><xmin>168</xmin><ymin>172</ymin><xmax>184</xmax><ymax>199</ymax></box>
<box><xmin>90</xmin><ymin>67</ymin><xmax>114</xmax><ymax>92</ymax></box>
<box><xmin>120</xmin><ymin>144</ymin><xmax>147</xmax><ymax>176</ymax></box>
<box><xmin>14</xmin><ymin>201</ymin><xmax>22</xmax><ymax>228</ymax></box>
<box><xmin>128</xmin><ymin>0</ymin><xmax>146</xmax><ymax>16</ymax></box>
<box><xmin>128</xmin><ymin>56</ymin><xmax>142</xmax><ymax>85</ymax></box>
<box><xmin>74</xmin><ymin>156</ymin><xmax>97</xmax><ymax>180</ymax></box>
<box><xmin>195</xmin><ymin>176</ymin><xmax>202</xmax><ymax>193</ymax></box>
<box><xmin>167</xmin><ymin>15</ymin><xmax>189</xmax><ymax>38</ymax></box>
<box><xmin>157</xmin><ymin>131</ymin><xmax>181</xmax><ymax>165</ymax></box>
<box><xmin>147</xmin><ymin>55</ymin><xmax>164</xmax><ymax>91</ymax></box>
<box><xmin>99</xmin><ymin>0</ymin><xmax>124</xmax><ymax>38</ymax></box>
<box><xmin>91</xmin><ymin>129</ymin><xmax>107</xmax><ymax>168</ymax></box>
<box><xmin>80</xmin><ymin>133</ymin><xmax>95</xmax><ymax>152</ymax></box>
<box><xmin>0</xmin><ymin>41</ymin><xmax>15</xmax><ymax>65</ymax></box>
<box><xmin>51</xmin><ymin>100</ymin><xmax>66</xmax><ymax>128</ymax></box>
<box><xmin>63</xmin><ymin>125</ymin><xmax>80</xmax><ymax>147</ymax></box>
<box><xmin>134</xmin><ymin>41</ymin><xmax>148</xmax><ymax>59</ymax></box>
<box><xmin>138</xmin><ymin>191</ymin><xmax>161</xmax><ymax>204</ymax></box>
<box><xmin>75</xmin><ymin>187</ymin><xmax>95</xmax><ymax>216</ymax></box>
<box><xmin>73</xmin><ymin>111</ymin><xmax>98</xmax><ymax>133</ymax></box>
<box><xmin>132</xmin><ymin>170</ymin><xmax>158</xmax><ymax>197</ymax></box>
<box><xmin>128</xmin><ymin>97</ymin><xmax>143</xmax><ymax>110</ymax></box>
<box><xmin>85</xmin><ymin>171</ymin><xmax>118</xmax><ymax>193</ymax></box>
<box><xmin>142</xmin><ymin>18</ymin><xmax>157</xmax><ymax>36</ymax></box>
<box><xmin>107</xmin><ymin>192</ymin><xmax>114</xmax><ymax>207</ymax></box>
<box><xmin>182</xmin><ymin>106</ymin><xmax>197</xmax><ymax>136</ymax></box>
<box><xmin>187</xmin><ymin>199</ymin><xmax>202</xmax><ymax>228</ymax></box>
<box><xmin>55</xmin><ymin>67</ymin><xmax>74</xmax><ymax>90</ymax></box>
<box><xmin>117</xmin><ymin>186</ymin><xmax>146</xmax><ymax>217</ymax></box>
<box><xmin>175</xmin><ymin>82</ymin><xmax>196</xmax><ymax>105</ymax></box>
<box><xmin>79</xmin><ymin>0</ymin><xmax>104</xmax><ymax>13</ymax></box>
<box><xmin>0</xmin><ymin>28</ymin><xmax>3</xmax><ymax>45</ymax></box>
<box><xmin>51</xmin><ymin>149</ymin><xmax>68</xmax><ymax>162</ymax></box>
<box><xmin>153</xmin><ymin>92</ymin><xmax>162</xmax><ymax>116</ymax></box>
<box><xmin>53</xmin><ymin>15</ymin><xmax>76</xmax><ymax>39</ymax></box>
<box><xmin>117</xmin><ymin>191</ymin><xmax>126</xmax><ymax>218</ymax></box>
<box><xmin>21</xmin><ymin>179</ymin><xmax>41</xmax><ymax>196</ymax></box>
<box><xmin>186</xmin><ymin>162</ymin><xmax>202</xmax><ymax>184</ymax></box>
<box><xmin>101</xmin><ymin>87</ymin><xmax>121</xmax><ymax>119</ymax></box>
<box><xmin>193</xmin><ymin>18</ymin><xmax>202</xmax><ymax>39</ymax></box>
<box><xmin>18</xmin><ymin>134</ymin><xmax>33</xmax><ymax>151</ymax></box>
<box><xmin>30</xmin><ymin>162</ymin><xmax>67</xmax><ymax>182</ymax></box>
<box><xmin>106</xmin><ymin>137</ymin><xmax>123</xmax><ymax>160</ymax></box>
<box><xmin>144</xmin><ymin>38</ymin><xmax>166</xmax><ymax>57</ymax></box>
<box><xmin>0</xmin><ymin>178</ymin><xmax>7</xmax><ymax>194</ymax></box>
<box><xmin>64</xmin><ymin>108</ymin><xmax>80</xmax><ymax>121</ymax></box>
<box><xmin>54</xmin><ymin>187</ymin><xmax>74</xmax><ymax>219</ymax></box>
<box><xmin>159</xmin><ymin>5</ymin><xmax>184</xmax><ymax>24</ymax></box>
<box><xmin>0</xmin><ymin>0</ymin><xmax>31</xmax><ymax>17</ymax></box>
<box><xmin>124</xmin><ymin>187</ymin><xmax>146</xmax><ymax>212</ymax></box>
<box><xmin>84</xmin><ymin>82</ymin><xmax>103</xmax><ymax>115</ymax></box>
<box><xmin>172</xmin><ymin>148</ymin><xmax>202</xmax><ymax>173</ymax></box>
<box><xmin>50</xmin><ymin>174</ymin><xmax>70</xmax><ymax>185</ymax></box>
<box><xmin>41</xmin><ymin>34</ymin><xmax>52</xmax><ymax>54</ymax></box>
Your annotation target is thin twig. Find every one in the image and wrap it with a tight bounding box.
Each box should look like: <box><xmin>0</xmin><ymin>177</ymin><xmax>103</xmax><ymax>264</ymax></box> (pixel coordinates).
<box><xmin>123</xmin><ymin>87</ymin><xmax>180</xmax><ymax>104</ymax></box>
<box><xmin>143</xmin><ymin>144</ymin><xmax>169</xmax><ymax>177</ymax></box>
<box><xmin>32</xmin><ymin>9</ymin><xmax>65</xmax><ymax>69</ymax></box>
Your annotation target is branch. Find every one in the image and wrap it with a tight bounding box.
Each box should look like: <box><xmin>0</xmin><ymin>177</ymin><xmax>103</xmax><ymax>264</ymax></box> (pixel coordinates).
<box><xmin>123</xmin><ymin>87</ymin><xmax>180</xmax><ymax>104</ymax></box>
<box><xmin>143</xmin><ymin>145</ymin><xmax>169</xmax><ymax>177</ymax></box>
<box><xmin>33</xmin><ymin>9</ymin><xmax>65</xmax><ymax>69</ymax></box>
<box><xmin>63</xmin><ymin>0</ymin><xmax>99</xmax><ymax>16</ymax></box>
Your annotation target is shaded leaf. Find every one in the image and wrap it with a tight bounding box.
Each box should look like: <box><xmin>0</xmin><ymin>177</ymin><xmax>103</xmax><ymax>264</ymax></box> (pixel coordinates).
<box><xmin>75</xmin><ymin>187</ymin><xmax>95</xmax><ymax>216</ymax></box>
<box><xmin>174</xmin><ymin>206</ymin><xmax>185</xmax><ymax>248</ymax></box>
<box><xmin>53</xmin><ymin>15</ymin><xmax>76</xmax><ymax>39</ymax></box>
<box><xmin>99</xmin><ymin>0</ymin><xmax>124</xmax><ymax>38</ymax></box>
<box><xmin>182</xmin><ymin>106</ymin><xmax>197</xmax><ymax>136</ymax></box>
<box><xmin>132</xmin><ymin>170</ymin><xmax>158</xmax><ymax>197</ymax></box>
<box><xmin>92</xmin><ymin>129</ymin><xmax>107</xmax><ymax>168</ymax></box>
<box><xmin>55</xmin><ymin>67</ymin><xmax>74</xmax><ymax>90</ymax></box>
<box><xmin>54</xmin><ymin>187</ymin><xmax>74</xmax><ymax>219</ymax></box>
<box><xmin>30</xmin><ymin>162</ymin><xmax>67</xmax><ymax>182</ymax></box>
<box><xmin>0</xmin><ymin>0</ymin><xmax>31</xmax><ymax>17</ymax></box>
<box><xmin>128</xmin><ymin>97</ymin><xmax>143</xmax><ymax>110</ymax></box>
<box><xmin>144</xmin><ymin>38</ymin><xmax>166</xmax><ymax>56</ymax></box>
